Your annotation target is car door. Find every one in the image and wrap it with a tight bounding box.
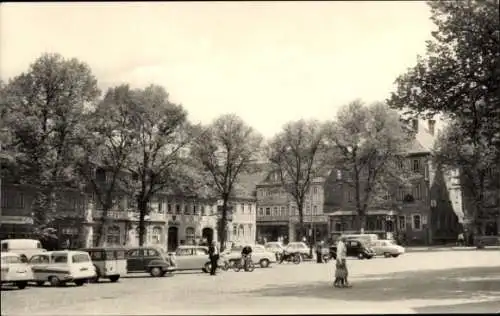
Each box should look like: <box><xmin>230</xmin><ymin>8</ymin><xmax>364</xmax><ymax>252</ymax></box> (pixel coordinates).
<box><xmin>143</xmin><ymin>248</ymin><xmax>161</xmax><ymax>269</ymax></box>
<box><xmin>29</xmin><ymin>254</ymin><xmax>47</xmax><ymax>281</ymax></box>
<box><xmin>194</xmin><ymin>247</ymin><xmax>210</xmax><ymax>269</ymax></box>
<box><xmin>126</xmin><ymin>249</ymin><xmax>144</xmax><ymax>272</ymax></box>
<box><xmin>373</xmin><ymin>241</ymin><xmax>382</xmax><ymax>255</ymax></box>
<box><xmin>174</xmin><ymin>248</ymin><xmax>194</xmax><ymax>270</ymax></box>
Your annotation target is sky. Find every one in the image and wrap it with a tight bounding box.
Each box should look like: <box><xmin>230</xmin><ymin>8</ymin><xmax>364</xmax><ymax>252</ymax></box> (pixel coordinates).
<box><xmin>0</xmin><ymin>1</ymin><xmax>435</xmax><ymax>138</ymax></box>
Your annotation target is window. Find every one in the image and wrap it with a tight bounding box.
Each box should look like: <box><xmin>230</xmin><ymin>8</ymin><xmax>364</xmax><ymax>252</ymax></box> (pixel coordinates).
<box><xmin>175</xmin><ymin>204</ymin><xmax>180</xmax><ymax>214</ymax></box>
<box><xmin>29</xmin><ymin>255</ymin><xmax>50</xmax><ymax>264</ymax></box>
<box><xmin>1</xmin><ymin>191</ymin><xmax>25</xmax><ymax>209</ymax></box>
<box><xmin>195</xmin><ymin>248</ymin><xmax>208</xmax><ymax>255</ymax></box>
<box><xmin>258</xmin><ymin>208</ymin><xmax>264</xmax><ymax>216</ymax></box>
<box><xmin>412</xmin><ymin>214</ymin><xmax>422</xmax><ymax>230</ymax></box>
<box><xmin>52</xmin><ymin>253</ymin><xmax>68</xmax><ymax>263</ymax></box>
<box><xmin>292</xmin><ymin>206</ymin><xmax>297</xmax><ymax>215</ymax></box>
<box><xmin>176</xmin><ymin>248</ymin><xmax>192</xmax><ymax>256</ymax></box>
<box><xmin>281</xmin><ymin>206</ymin><xmax>286</xmax><ymax>216</ymax></box>
<box><xmin>2</xmin><ymin>256</ymin><xmax>21</xmax><ymax>264</ymax></box>
<box><xmin>146</xmin><ymin>249</ymin><xmax>160</xmax><ymax>257</ymax></box>
<box><xmin>233</xmin><ymin>225</ymin><xmax>238</xmax><ymax>236</ymax></box>
<box><xmin>347</xmin><ymin>190</ymin><xmax>353</xmax><ymax>202</ymax></box>
<box><xmin>265</xmin><ymin>208</ymin><xmax>271</xmax><ymax>216</ymax></box>
<box><xmin>306</xmin><ymin>205</ymin><xmax>311</xmax><ymax>215</ymax></box>
<box><xmin>201</xmin><ymin>205</ymin><xmax>205</xmax><ymax>215</ymax></box>
<box><xmin>313</xmin><ymin>205</ymin><xmax>318</xmax><ymax>215</ymax></box>
<box><xmin>127</xmin><ymin>249</ymin><xmax>142</xmax><ymax>257</ymax></box>
<box><xmin>193</xmin><ymin>204</ymin><xmax>197</xmax><ymax>215</ymax></box>
<box><xmin>413</xmin><ymin>183</ymin><xmax>422</xmax><ymax>200</ymax></box>
<box><xmin>167</xmin><ymin>204</ymin><xmax>172</xmax><ymax>214</ymax></box>
<box><xmin>413</xmin><ymin>159</ymin><xmax>420</xmax><ymax>172</ymax></box>
<box><xmin>185</xmin><ymin>227</ymin><xmax>195</xmax><ymax>245</ymax></box>
<box><xmin>72</xmin><ymin>254</ymin><xmax>90</xmax><ymax>263</ymax></box>
<box><xmin>152</xmin><ymin>226</ymin><xmax>162</xmax><ymax>244</ymax></box>
<box><xmin>106</xmin><ymin>226</ymin><xmax>121</xmax><ymax>245</ymax></box>
<box><xmin>184</xmin><ymin>204</ymin><xmax>189</xmax><ymax>214</ymax></box>
<box><xmin>398</xmin><ymin>216</ymin><xmax>406</xmax><ymax>230</ymax></box>
<box><xmin>313</xmin><ymin>187</ymin><xmax>318</xmax><ymax>194</ymax></box>
<box><xmin>397</xmin><ymin>188</ymin><xmax>405</xmax><ymax>201</ymax></box>
<box><xmin>273</xmin><ymin>207</ymin><xmax>278</xmax><ymax>216</ymax></box>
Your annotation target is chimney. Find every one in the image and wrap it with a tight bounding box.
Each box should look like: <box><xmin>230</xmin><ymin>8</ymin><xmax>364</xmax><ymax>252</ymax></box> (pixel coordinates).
<box><xmin>411</xmin><ymin>119</ymin><xmax>419</xmax><ymax>132</ymax></box>
<box><xmin>428</xmin><ymin>119</ymin><xmax>436</xmax><ymax>135</ymax></box>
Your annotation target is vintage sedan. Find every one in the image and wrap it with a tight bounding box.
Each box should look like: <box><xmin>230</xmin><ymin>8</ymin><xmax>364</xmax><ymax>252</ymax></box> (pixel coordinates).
<box><xmin>225</xmin><ymin>244</ymin><xmax>276</xmax><ymax>268</ymax></box>
<box><xmin>372</xmin><ymin>239</ymin><xmax>405</xmax><ymax>258</ymax></box>
<box><xmin>1</xmin><ymin>252</ymin><xmax>33</xmax><ymax>289</ymax></box>
<box><xmin>172</xmin><ymin>245</ymin><xmax>228</xmax><ymax>273</ymax></box>
<box><xmin>284</xmin><ymin>242</ymin><xmax>313</xmax><ymax>260</ymax></box>
<box><xmin>126</xmin><ymin>247</ymin><xmax>176</xmax><ymax>277</ymax></box>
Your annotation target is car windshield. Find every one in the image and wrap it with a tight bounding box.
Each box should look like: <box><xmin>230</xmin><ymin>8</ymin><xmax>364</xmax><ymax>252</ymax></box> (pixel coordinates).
<box><xmin>1</xmin><ymin>256</ymin><xmax>21</xmax><ymax>264</ymax></box>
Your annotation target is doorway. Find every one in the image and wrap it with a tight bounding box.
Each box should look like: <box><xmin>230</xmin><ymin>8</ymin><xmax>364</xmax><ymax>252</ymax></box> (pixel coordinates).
<box><xmin>167</xmin><ymin>226</ymin><xmax>179</xmax><ymax>252</ymax></box>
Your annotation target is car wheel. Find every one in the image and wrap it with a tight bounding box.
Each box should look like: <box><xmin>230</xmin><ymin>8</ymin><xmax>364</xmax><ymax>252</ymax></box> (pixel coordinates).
<box><xmin>16</xmin><ymin>281</ymin><xmax>27</xmax><ymax>289</ymax></box>
<box><xmin>383</xmin><ymin>252</ymin><xmax>391</xmax><ymax>258</ymax></box>
<box><xmin>74</xmin><ymin>279</ymin><xmax>85</xmax><ymax>286</ymax></box>
<box><xmin>49</xmin><ymin>276</ymin><xmax>61</xmax><ymax>287</ymax></box>
<box><xmin>391</xmin><ymin>254</ymin><xmax>400</xmax><ymax>258</ymax></box>
<box><xmin>36</xmin><ymin>281</ymin><xmax>45</xmax><ymax>287</ymax></box>
<box><xmin>260</xmin><ymin>259</ymin><xmax>270</xmax><ymax>268</ymax></box>
<box><xmin>246</xmin><ymin>261</ymin><xmax>255</xmax><ymax>272</ymax></box>
<box><xmin>109</xmin><ymin>275</ymin><xmax>120</xmax><ymax>282</ymax></box>
<box><xmin>150</xmin><ymin>267</ymin><xmax>162</xmax><ymax>277</ymax></box>
<box><xmin>293</xmin><ymin>254</ymin><xmax>302</xmax><ymax>264</ymax></box>
<box><xmin>221</xmin><ymin>261</ymin><xmax>229</xmax><ymax>271</ymax></box>
<box><xmin>357</xmin><ymin>253</ymin><xmax>364</xmax><ymax>260</ymax></box>
<box><xmin>204</xmin><ymin>262</ymin><xmax>211</xmax><ymax>273</ymax></box>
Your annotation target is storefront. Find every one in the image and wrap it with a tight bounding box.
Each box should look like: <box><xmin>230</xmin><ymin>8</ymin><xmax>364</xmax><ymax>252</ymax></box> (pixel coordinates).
<box><xmin>0</xmin><ymin>216</ymin><xmax>35</xmax><ymax>239</ymax></box>
<box><xmin>256</xmin><ymin>221</ymin><xmax>289</xmax><ymax>244</ymax></box>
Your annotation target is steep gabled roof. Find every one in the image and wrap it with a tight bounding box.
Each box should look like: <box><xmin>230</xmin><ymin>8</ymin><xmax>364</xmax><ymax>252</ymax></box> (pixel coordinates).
<box><xmin>231</xmin><ymin>169</ymin><xmax>270</xmax><ymax>199</ymax></box>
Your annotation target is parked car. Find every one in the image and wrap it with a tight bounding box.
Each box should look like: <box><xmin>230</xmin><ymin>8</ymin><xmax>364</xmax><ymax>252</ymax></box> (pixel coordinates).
<box><xmin>226</xmin><ymin>244</ymin><xmax>276</xmax><ymax>268</ymax></box>
<box><xmin>284</xmin><ymin>242</ymin><xmax>313</xmax><ymax>260</ymax></box>
<box><xmin>342</xmin><ymin>234</ymin><xmax>379</xmax><ymax>247</ymax></box>
<box><xmin>172</xmin><ymin>245</ymin><xmax>228</xmax><ymax>273</ymax></box>
<box><xmin>1</xmin><ymin>252</ymin><xmax>33</xmax><ymax>289</ymax></box>
<box><xmin>372</xmin><ymin>239</ymin><xmax>405</xmax><ymax>258</ymax></box>
<box><xmin>29</xmin><ymin>250</ymin><xmax>96</xmax><ymax>286</ymax></box>
<box><xmin>125</xmin><ymin>247</ymin><xmax>176</xmax><ymax>277</ymax></box>
<box><xmin>329</xmin><ymin>240</ymin><xmax>375</xmax><ymax>260</ymax></box>
<box><xmin>80</xmin><ymin>247</ymin><xmax>127</xmax><ymax>282</ymax></box>
<box><xmin>264</xmin><ymin>242</ymin><xmax>285</xmax><ymax>261</ymax></box>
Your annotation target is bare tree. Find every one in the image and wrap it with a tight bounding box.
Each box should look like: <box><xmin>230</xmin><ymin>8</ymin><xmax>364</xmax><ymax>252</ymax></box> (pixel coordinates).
<box><xmin>76</xmin><ymin>85</ymin><xmax>136</xmax><ymax>246</ymax></box>
<box><xmin>325</xmin><ymin>100</ymin><xmax>415</xmax><ymax>232</ymax></box>
<box><xmin>191</xmin><ymin>114</ymin><xmax>263</xmax><ymax>251</ymax></box>
<box><xmin>267</xmin><ymin>119</ymin><xmax>328</xmax><ymax>243</ymax></box>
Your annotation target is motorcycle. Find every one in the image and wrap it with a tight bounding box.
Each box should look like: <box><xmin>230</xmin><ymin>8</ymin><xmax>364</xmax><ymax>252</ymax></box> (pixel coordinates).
<box><xmin>233</xmin><ymin>254</ymin><xmax>255</xmax><ymax>272</ymax></box>
<box><xmin>279</xmin><ymin>251</ymin><xmax>302</xmax><ymax>264</ymax></box>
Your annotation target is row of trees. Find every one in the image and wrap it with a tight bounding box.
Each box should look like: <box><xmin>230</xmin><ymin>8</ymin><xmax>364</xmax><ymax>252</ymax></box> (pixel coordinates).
<box><xmin>0</xmin><ymin>53</ymin><xmax>417</xmax><ymax>249</ymax></box>
<box><xmin>388</xmin><ymin>0</ymin><xmax>500</xmax><ymax>235</ymax></box>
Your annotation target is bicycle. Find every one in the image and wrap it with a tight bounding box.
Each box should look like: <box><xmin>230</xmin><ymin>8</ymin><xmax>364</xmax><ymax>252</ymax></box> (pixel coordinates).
<box><xmin>232</xmin><ymin>254</ymin><xmax>255</xmax><ymax>272</ymax></box>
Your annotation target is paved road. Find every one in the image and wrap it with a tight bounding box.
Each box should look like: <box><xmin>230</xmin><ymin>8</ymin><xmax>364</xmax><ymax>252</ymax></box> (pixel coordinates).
<box><xmin>2</xmin><ymin>251</ymin><xmax>499</xmax><ymax>315</ymax></box>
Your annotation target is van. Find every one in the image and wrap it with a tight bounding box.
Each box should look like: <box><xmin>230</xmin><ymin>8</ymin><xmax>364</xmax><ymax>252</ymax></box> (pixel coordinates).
<box><xmin>80</xmin><ymin>247</ymin><xmax>127</xmax><ymax>283</ymax></box>
<box><xmin>1</xmin><ymin>239</ymin><xmax>46</xmax><ymax>261</ymax></box>
<box><xmin>1</xmin><ymin>252</ymin><xmax>34</xmax><ymax>289</ymax></box>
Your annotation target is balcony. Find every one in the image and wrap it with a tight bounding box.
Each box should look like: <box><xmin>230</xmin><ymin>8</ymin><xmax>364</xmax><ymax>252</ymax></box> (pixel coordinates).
<box><xmin>92</xmin><ymin>210</ymin><xmax>128</xmax><ymax>220</ymax></box>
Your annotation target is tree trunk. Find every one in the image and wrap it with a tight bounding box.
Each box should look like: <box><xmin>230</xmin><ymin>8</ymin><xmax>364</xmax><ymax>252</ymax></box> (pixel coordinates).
<box><xmin>219</xmin><ymin>199</ymin><xmax>229</xmax><ymax>252</ymax></box>
<box><xmin>96</xmin><ymin>207</ymin><xmax>111</xmax><ymax>247</ymax></box>
<box><xmin>298</xmin><ymin>204</ymin><xmax>305</xmax><ymax>242</ymax></box>
<box><xmin>138</xmin><ymin>198</ymin><xmax>148</xmax><ymax>246</ymax></box>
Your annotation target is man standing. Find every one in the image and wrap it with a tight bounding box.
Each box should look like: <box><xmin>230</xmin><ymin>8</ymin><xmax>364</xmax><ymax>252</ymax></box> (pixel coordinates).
<box><xmin>316</xmin><ymin>241</ymin><xmax>324</xmax><ymax>263</ymax></box>
<box><xmin>208</xmin><ymin>241</ymin><xmax>219</xmax><ymax>276</ymax></box>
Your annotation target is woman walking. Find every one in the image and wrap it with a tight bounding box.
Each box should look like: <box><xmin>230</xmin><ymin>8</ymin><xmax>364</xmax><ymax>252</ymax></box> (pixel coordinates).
<box><xmin>334</xmin><ymin>237</ymin><xmax>351</xmax><ymax>288</ymax></box>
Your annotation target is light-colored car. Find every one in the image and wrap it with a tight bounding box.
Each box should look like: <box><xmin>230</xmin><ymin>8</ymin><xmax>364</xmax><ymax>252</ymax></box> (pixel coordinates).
<box><xmin>265</xmin><ymin>242</ymin><xmax>285</xmax><ymax>261</ymax></box>
<box><xmin>285</xmin><ymin>242</ymin><xmax>313</xmax><ymax>259</ymax></box>
<box><xmin>226</xmin><ymin>244</ymin><xmax>277</xmax><ymax>268</ymax></box>
<box><xmin>372</xmin><ymin>239</ymin><xmax>405</xmax><ymax>258</ymax></box>
<box><xmin>1</xmin><ymin>239</ymin><xmax>46</xmax><ymax>262</ymax></box>
<box><xmin>172</xmin><ymin>245</ymin><xmax>227</xmax><ymax>273</ymax></box>
<box><xmin>29</xmin><ymin>250</ymin><xmax>96</xmax><ymax>286</ymax></box>
<box><xmin>1</xmin><ymin>252</ymin><xmax>34</xmax><ymax>289</ymax></box>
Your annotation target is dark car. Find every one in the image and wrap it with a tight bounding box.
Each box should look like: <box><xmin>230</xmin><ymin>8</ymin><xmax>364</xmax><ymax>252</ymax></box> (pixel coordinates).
<box><xmin>125</xmin><ymin>247</ymin><xmax>176</xmax><ymax>277</ymax></box>
<box><xmin>329</xmin><ymin>240</ymin><xmax>375</xmax><ymax>260</ymax></box>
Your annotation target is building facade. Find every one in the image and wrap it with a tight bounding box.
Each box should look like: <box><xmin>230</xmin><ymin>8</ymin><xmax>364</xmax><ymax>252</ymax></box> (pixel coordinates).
<box><xmin>256</xmin><ymin>170</ymin><xmax>329</xmax><ymax>244</ymax></box>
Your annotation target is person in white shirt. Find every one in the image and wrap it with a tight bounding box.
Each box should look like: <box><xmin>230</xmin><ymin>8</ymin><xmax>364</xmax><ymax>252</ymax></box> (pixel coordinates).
<box><xmin>334</xmin><ymin>237</ymin><xmax>351</xmax><ymax>288</ymax></box>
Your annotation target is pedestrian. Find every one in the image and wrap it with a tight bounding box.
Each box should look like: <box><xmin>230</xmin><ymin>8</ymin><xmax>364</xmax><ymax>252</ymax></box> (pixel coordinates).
<box><xmin>208</xmin><ymin>241</ymin><xmax>219</xmax><ymax>276</ymax></box>
<box><xmin>333</xmin><ymin>237</ymin><xmax>351</xmax><ymax>288</ymax></box>
<box><xmin>316</xmin><ymin>241</ymin><xmax>324</xmax><ymax>263</ymax></box>
<box><xmin>457</xmin><ymin>232</ymin><xmax>465</xmax><ymax>246</ymax></box>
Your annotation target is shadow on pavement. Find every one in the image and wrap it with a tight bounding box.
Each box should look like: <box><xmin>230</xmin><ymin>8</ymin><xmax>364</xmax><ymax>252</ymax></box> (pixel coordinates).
<box><xmin>240</xmin><ymin>266</ymin><xmax>500</xmax><ymax>303</ymax></box>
